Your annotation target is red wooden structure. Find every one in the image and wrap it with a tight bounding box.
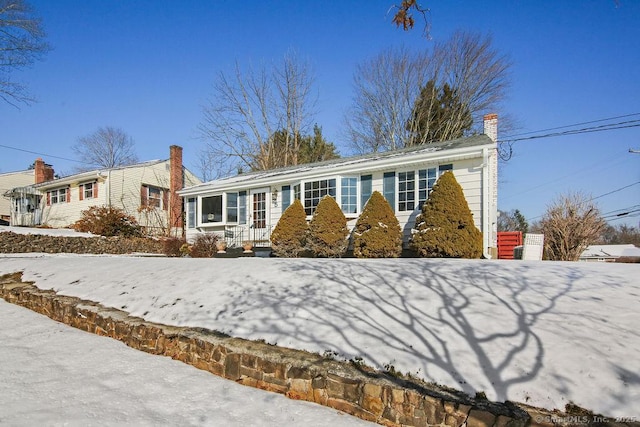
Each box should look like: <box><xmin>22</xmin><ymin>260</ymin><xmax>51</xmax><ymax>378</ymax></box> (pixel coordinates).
<box><xmin>497</xmin><ymin>231</ymin><xmax>523</xmax><ymax>259</ymax></box>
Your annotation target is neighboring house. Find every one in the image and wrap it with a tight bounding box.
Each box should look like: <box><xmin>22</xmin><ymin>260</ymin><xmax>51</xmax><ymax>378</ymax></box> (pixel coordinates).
<box><xmin>179</xmin><ymin>115</ymin><xmax>500</xmax><ymax>257</ymax></box>
<box><xmin>1</xmin><ymin>159</ymin><xmax>54</xmax><ymax>226</ymax></box>
<box><xmin>7</xmin><ymin>146</ymin><xmax>201</xmax><ymax>236</ymax></box>
<box><xmin>579</xmin><ymin>244</ymin><xmax>640</xmax><ymax>262</ymax></box>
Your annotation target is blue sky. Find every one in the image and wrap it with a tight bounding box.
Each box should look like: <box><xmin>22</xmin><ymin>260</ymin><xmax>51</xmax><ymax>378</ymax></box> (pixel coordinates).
<box><xmin>1</xmin><ymin>0</ymin><xmax>639</xmax><ymax>226</ymax></box>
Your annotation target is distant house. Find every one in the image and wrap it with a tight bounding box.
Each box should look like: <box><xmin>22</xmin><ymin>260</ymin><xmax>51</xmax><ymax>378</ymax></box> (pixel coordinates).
<box><xmin>579</xmin><ymin>244</ymin><xmax>640</xmax><ymax>262</ymax></box>
<box><xmin>5</xmin><ymin>146</ymin><xmax>201</xmax><ymax>236</ymax></box>
<box><xmin>1</xmin><ymin>160</ymin><xmax>54</xmax><ymax>226</ymax></box>
<box><xmin>179</xmin><ymin>115</ymin><xmax>500</xmax><ymax>257</ymax></box>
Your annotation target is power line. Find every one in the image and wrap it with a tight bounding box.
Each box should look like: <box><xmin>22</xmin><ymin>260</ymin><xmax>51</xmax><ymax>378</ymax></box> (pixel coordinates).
<box><xmin>592</xmin><ymin>181</ymin><xmax>640</xmax><ymax>201</ymax></box>
<box><xmin>500</xmin><ymin>152</ymin><xmax>629</xmax><ymax>201</ymax></box>
<box><xmin>0</xmin><ymin>143</ymin><xmax>87</xmax><ymax>165</ymax></box>
<box><xmin>498</xmin><ymin>120</ymin><xmax>640</xmax><ymax>144</ymax></box>
<box><xmin>525</xmin><ymin>183</ymin><xmax>640</xmax><ymax>222</ymax></box>
<box><xmin>501</xmin><ymin>112</ymin><xmax>640</xmax><ymax>139</ymax></box>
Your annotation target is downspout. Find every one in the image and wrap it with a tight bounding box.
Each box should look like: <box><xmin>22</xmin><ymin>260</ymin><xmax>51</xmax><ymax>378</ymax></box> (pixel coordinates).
<box><xmin>482</xmin><ymin>147</ymin><xmax>491</xmax><ymax>259</ymax></box>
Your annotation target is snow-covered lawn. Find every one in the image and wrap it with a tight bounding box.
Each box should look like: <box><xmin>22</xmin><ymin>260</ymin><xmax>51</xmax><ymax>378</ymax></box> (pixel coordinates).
<box><xmin>0</xmin><ymin>225</ymin><xmax>94</xmax><ymax>238</ymax></box>
<box><xmin>1</xmin><ymin>252</ymin><xmax>638</xmax><ymax>418</ymax></box>
<box><xmin>0</xmin><ymin>299</ymin><xmax>371</xmax><ymax>426</ymax></box>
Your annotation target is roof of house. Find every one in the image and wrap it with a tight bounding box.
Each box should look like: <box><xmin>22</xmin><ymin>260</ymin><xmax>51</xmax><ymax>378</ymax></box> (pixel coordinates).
<box><xmin>181</xmin><ymin>134</ymin><xmax>494</xmax><ymax>195</ymax></box>
<box><xmin>33</xmin><ymin>159</ymin><xmax>171</xmax><ymax>189</ymax></box>
<box><xmin>0</xmin><ymin>169</ymin><xmax>34</xmax><ymax>178</ymax></box>
<box><xmin>580</xmin><ymin>244</ymin><xmax>640</xmax><ymax>259</ymax></box>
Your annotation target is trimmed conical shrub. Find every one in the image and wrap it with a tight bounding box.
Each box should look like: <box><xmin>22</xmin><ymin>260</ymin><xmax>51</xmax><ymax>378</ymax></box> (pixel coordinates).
<box><xmin>353</xmin><ymin>191</ymin><xmax>402</xmax><ymax>258</ymax></box>
<box><xmin>271</xmin><ymin>199</ymin><xmax>308</xmax><ymax>257</ymax></box>
<box><xmin>307</xmin><ymin>195</ymin><xmax>348</xmax><ymax>257</ymax></box>
<box><xmin>411</xmin><ymin>171</ymin><xmax>482</xmax><ymax>258</ymax></box>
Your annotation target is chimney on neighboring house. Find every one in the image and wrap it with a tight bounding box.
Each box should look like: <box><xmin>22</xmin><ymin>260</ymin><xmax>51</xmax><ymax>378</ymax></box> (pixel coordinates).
<box><xmin>169</xmin><ymin>145</ymin><xmax>184</xmax><ymax>235</ymax></box>
<box><xmin>483</xmin><ymin>113</ymin><xmax>498</xmax><ymax>142</ymax></box>
<box><xmin>34</xmin><ymin>158</ymin><xmax>54</xmax><ymax>184</ymax></box>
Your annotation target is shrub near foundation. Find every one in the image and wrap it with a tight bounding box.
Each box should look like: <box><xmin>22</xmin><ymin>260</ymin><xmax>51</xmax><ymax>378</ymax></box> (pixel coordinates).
<box><xmin>72</xmin><ymin>205</ymin><xmax>142</xmax><ymax>237</ymax></box>
<box><xmin>189</xmin><ymin>233</ymin><xmax>219</xmax><ymax>258</ymax></box>
<box><xmin>411</xmin><ymin>171</ymin><xmax>482</xmax><ymax>258</ymax></box>
<box><xmin>353</xmin><ymin>191</ymin><xmax>402</xmax><ymax>258</ymax></box>
<box><xmin>271</xmin><ymin>199</ymin><xmax>308</xmax><ymax>257</ymax></box>
<box><xmin>307</xmin><ymin>196</ymin><xmax>349</xmax><ymax>258</ymax></box>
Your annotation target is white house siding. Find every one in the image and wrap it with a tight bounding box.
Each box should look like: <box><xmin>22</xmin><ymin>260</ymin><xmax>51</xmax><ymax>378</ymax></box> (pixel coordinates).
<box><xmin>0</xmin><ymin>170</ymin><xmax>35</xmax><ymax>221</ymax></box>
<box><xmin>111</xmin><ymin>162</ymin><xmax>171</xmax><ymax>231</ymax></box>
<box><xmin>182</xmin><ymin>144</ymin><xmax>494</xmax><ymax>253</ymax></box>
<box><xmin>37</xmin><ymin>160</ymin><xmax>202</xmax><ymax>233</ymax></box>
<box><xmin>40</xmin><ymin>178</ymin><xmax>106</xmax><ymax>228</ymax></box>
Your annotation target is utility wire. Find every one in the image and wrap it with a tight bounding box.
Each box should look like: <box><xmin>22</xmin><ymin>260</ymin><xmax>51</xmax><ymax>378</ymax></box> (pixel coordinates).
<box><xmin>500</xmin><ymin>152</ymin><xmax>629</xmax><ymax>201</ymax></box>
<box><xmin>526</xmin><ymin>182</ymin><xmax>640</xmax><ymax>222</ymax></box>
<box><xmin>499</xmin><ymin>120</ymin><xmax>640</xmax><ymax>144</ymax></box>
<box><xmin>0</xmin><ymin>143</ymin><xmax>88</xmax><ymax>165</ymax></box>
<box><xmin>591</xmin><ymin>181</ymin><xmax>640</xmax><ymax>201</ymax></box>
<box><xmin>501</xmin><ymin>112</ymin><xmax>640</xmax><ymax>139</ymax></box>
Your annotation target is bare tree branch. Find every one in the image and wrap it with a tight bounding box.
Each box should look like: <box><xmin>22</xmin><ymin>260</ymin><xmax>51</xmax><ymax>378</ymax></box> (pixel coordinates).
<box><xmin>72</xmin><ymin>127</ymin><xmax>139</xmax><ymax>170</ymax></box>
<box><xmin>0</xmin><ymin>0</ymin><xmax>49</xmax><ymax>107</ymax></box>
<box><xmin>198</xmin><ymin>50</ymin><xmax>317</xmax><ymax>178</ymax></box>
<box><xmin>538</xmin><ymin>192</ymin><xmax>607</xmax><ymax>261</ymax></box>
<box><xmin>344</xmin><ymin>30</ymin><xmax>511</xmax><ymax>154</ymax></box>
<box><xmin>390</xmin><ymin>0</ymin><xmax>430</xmax><ymax>37</ymax></box>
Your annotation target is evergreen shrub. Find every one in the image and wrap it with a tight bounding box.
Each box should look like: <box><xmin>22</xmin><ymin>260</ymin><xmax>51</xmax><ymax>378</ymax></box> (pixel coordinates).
<box><xmin>410</xmin><ymin>171</ymin><xmax>482</xmax><ymax>258</ymax></box>
<box><xmin>353</xmin><ymin>191</ymin><xmax>402</xmax><ymax>258</ymax></box>
<box><xmin>307</xmin><ymin>195</ymin><xmax>348</xmax><ymax>257</ymax></box>
<box><xmin>270</xmin><ymin>199</ymin><xmax>308</xmax><ymax>257</ymax></box>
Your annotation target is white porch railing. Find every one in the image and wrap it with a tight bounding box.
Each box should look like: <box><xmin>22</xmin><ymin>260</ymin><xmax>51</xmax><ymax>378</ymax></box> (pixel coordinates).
<box><xmin>224</xmin><ymin>225</ymin><xmax>272</xmax><ymax>248</ymax></box>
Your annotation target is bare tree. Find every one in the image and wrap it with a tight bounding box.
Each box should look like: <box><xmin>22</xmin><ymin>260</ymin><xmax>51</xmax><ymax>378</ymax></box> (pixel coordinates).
<box><xmin>539</xmin><ymin>192</ymin><xmax>607</xmax><ymax>261</ymax></box>
<box><xmin>198</xmin><ymin>50</ymin><xmax>317</xmax><ymax>178</ymax></box>
<box><xmin>497</xmin><ymin>209</ymin><xmax>528</xmax><ymax>234</ymax></box>
<box><xmin>344</xmin><ymin>30</ymin><xmax>511</xmax><ymax>154</ymax></box>
<box><xmin>344</xmin><ymin>45</ymin><xmax>429</xmax><ymax>153</ymax></box>
<box><xmin>73</xmin><ymin>127</ymin><xmax>139</xmax><ymax>169</ymax></box>
<box><xmin>0</xmin><ymin>0</ymin><xmax>49</xmax><ymax>107</ymax></box>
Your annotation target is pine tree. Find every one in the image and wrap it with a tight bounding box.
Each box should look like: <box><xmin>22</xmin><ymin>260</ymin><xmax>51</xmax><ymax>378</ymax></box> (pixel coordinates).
<box><xmin>353</xmin><ymin>191</ymin><xmax>403</xmax><ymax>258</ymax></box>
<box><xmin>407</xmin><ymin>80</ymin><xmax>473</xmax><ymax>146</ymax></box>
<box><xmin>271</xmin><ymin>199</ymin><xmax>308</xmax><ymax>257</ymax></box>
<box><xmin>307</xmin><ymin>196</ymin><xmax>349</xmax><ymax>257</ymax></box>
<box><xmin>411</xmin><ymin>171</ymin><xmax>482</xmax><ymax>258</ymax></box>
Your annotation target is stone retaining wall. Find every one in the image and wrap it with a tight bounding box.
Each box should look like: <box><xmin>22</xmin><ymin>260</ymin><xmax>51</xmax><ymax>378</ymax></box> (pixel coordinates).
<box><xmin>0</xmin><ymin>272</ymin><xmax>530</xmax><ymax>427</ymax></box>
<box><xmin>0</xmin><ymin>231</ymin><xmax>162</xmax><ymax>254</ymax></box>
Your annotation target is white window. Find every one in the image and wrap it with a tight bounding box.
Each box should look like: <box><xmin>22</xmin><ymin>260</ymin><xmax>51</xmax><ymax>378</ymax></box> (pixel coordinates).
<box><xmin>83</xmin><ymin>182</ymin><xmax>95</xmax><ymax>200</ymax></box>
<box><xmin>398</xmin><ymin>163</ymin><xmax>454</xmax><ymax>211</ymax></box>
<box><xmin>398</xmin><ymin>171</ymin><xmax>415</xmax><ymax>212</ymax></box>
<box><xmin>148</xmin><ymin>187</ymin><xmax>161</xmax><ymax>208</ymax></box>
<box><xmin>341</xmin><ymin>177</ymin><xmax>357</xmax><ymax>214</ymax></box>
<box><xmin>227</xmin><ymin>192</ymin><xmax>238</xmax><ymax>223</ymax></box>
<box><xmin>304</xmin><ymin>178</ymin><xmax>336</xmax><ymax>215</ymax></box>
<box><xmin>202</xmin><ymin>195</ymin><xmax>222</xmax><ymax>223</ymax></box>
<box><xmin>187</xmin><ymin>198</ymin><xmax>196</xmax><ymax>229</ymax></box>
<box><xmin>48</xmin><ymin>188</ymin><xmax>67</xmax><ymax>205</ymax></box>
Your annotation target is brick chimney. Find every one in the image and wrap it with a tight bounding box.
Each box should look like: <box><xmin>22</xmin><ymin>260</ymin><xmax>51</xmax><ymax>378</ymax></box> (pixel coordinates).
<box><xmin>169</xmin><ymin>145</ymin><xmax>184</xmax><ymax>235</ymax></box>
<box><xmin>483</xmin><ymin>113</ymin><xmax>498</xmax><ymax>142</ymax></box>
<box><xmin>34</xmin><ymin>158</ymin><xmax>54</xmax><ymax>184</ymax></box>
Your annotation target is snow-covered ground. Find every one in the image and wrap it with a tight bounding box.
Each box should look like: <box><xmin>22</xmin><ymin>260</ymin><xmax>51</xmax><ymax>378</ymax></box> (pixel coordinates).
<box><xmin>0</xmin><ymin>299</ymin><xmax>371</xmax><ymax>426</ymax></box>
<box><xmin>1</xmin><ymin>251</ymin><xmax>639</xmax><ymax>418</ymax></box>
<box><xmin>0</xmin><ymin>225</ymin><xmax>94</xmax><ymax>237</ymax></box>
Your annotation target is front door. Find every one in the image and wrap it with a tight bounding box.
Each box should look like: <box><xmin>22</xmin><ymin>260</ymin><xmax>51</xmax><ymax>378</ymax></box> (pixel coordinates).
<box><xmin>250</xmin><ymin>188</ymin><xmax>269</xmax><ymax>243</ymax></box>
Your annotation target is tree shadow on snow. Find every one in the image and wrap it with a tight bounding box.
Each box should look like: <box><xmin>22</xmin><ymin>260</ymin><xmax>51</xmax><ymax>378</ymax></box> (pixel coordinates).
<box><xmin>212</xmin><ymin>259</ymin><xmax>629</xmax><ymax>406</ymax></box>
